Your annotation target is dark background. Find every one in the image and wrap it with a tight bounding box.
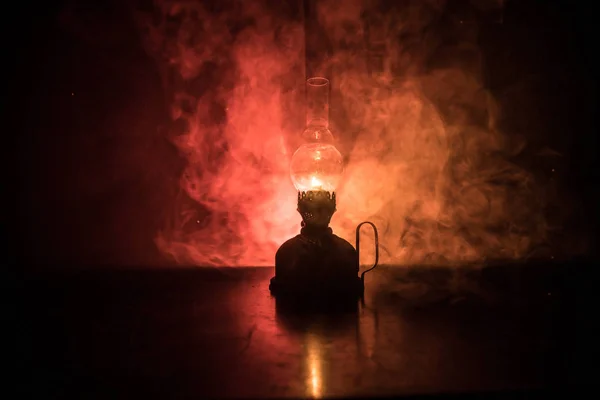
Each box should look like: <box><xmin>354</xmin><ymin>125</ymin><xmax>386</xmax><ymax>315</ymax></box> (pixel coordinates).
<box><xmin>9</xmin><ymin>0</ymin><xmax>597</xmax><ymax>267</ymax></box>
<box><xmin>10</xmin><ymin>1</ymin><xmax>597</xmax><ymax>397</ymax></box>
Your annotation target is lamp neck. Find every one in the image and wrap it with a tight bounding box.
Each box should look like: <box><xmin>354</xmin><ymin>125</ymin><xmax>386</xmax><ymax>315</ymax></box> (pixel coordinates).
<box><xmin>306</xmin><ymin>77</ymin><xmax>330</xmax><ymax>129</ymax></box>
<box><xmin>297</xmin><ymin>190</ymin><xmax>336</xmax><ymax>230</ymax></box>
<box><xmin>300</xmin><ymin>225</ymin><xmax>333</xmax><ymax>237</ymax></box>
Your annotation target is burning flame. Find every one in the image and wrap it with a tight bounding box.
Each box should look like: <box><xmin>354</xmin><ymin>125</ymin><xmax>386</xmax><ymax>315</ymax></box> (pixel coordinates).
<box><xmin>134</xmin><ymin>0</ymin><xmax>551</xmax><ymax>267</ymax></box>
<box><xmin>310</xmin><ymin>176</ymin><xmax>323</xmax><ymax>190</ymax></box>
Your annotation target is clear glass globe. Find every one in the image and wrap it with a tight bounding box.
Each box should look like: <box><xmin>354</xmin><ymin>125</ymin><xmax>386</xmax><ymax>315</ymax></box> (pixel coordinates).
<box><xmin>290</xmin><ymin>143</ymin><xmax>343</xmax><ymax>192</ymax></box>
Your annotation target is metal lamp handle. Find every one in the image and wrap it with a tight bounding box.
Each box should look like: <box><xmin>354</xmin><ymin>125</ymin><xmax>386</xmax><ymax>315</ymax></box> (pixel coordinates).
<box><xmin>356</xmin><ymin>221</ymin><xmax>379</xmax><ymax>283</ymax></box>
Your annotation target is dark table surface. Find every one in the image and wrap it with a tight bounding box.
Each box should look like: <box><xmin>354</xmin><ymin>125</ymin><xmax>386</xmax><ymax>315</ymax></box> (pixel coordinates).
<box><xmin>19</xmin><ymin>262</ymin><xmax>593</xmax><ymax>398</ymax></box>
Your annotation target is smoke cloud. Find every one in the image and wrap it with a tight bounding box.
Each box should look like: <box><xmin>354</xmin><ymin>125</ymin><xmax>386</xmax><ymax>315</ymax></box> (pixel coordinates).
<box><xmin>133</xmin><ymin>0</ymin><xmax>552</xmax><ymax>267</ymax></box>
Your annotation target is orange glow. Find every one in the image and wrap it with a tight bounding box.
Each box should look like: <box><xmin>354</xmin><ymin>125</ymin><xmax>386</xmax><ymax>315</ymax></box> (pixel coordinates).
<box><xmin>290</xmin><ymin>143</ymin><xmax>343</xmax><ymax>192</ymax></box>
<box><xmin>310</xmin><ymin>176</ymin><xmax>323</xmax><ymax>190</ymax></box>
<box><xmin>136</xmin><ymin>0</ymin><xmax>549</xmax><ymax>267</ymax></box>
<box><xmin>306</xmin><ymin>334</ymin><xmax>323</xmax><ymax>398</ymax></box>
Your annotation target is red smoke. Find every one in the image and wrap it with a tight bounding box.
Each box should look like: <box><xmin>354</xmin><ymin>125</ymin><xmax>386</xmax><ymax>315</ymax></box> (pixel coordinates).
<box><xmin>135</xmin><ymin>0</ymin><xmax>551</xmax><ymax>267</ymax></box>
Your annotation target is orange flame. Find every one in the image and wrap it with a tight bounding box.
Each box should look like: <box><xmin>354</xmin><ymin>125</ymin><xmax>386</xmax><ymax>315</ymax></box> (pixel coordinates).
<box><xmin>310</xmin><ymin>177</ymin><xmax>323</xmax><ymax>190</ymax></box>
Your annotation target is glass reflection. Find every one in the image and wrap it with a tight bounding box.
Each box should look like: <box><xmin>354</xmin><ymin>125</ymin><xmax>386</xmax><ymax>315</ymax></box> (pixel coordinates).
<box><xmin>305</xmin><ymin>333</ymin><xmax>323</xmax><ymax>398</ymax></box>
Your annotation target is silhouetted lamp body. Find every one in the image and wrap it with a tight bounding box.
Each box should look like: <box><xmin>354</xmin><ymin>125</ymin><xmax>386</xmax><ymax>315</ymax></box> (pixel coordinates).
<box><xmin>270</xmin><ymin>78</ymin><xmax>378</xmax><ymax>302</ymax></box>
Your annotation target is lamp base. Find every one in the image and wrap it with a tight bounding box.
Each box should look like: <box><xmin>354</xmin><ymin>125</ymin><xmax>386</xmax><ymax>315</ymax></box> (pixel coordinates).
<box><xmin>270</xmin><ymin>226</ymin><xmax>363</xmax><ymax>301</ymax></box>
<box><xmin>269</xmin><ymin>275</ymin><xmax>363</xmax><ymax>299</ymax></box>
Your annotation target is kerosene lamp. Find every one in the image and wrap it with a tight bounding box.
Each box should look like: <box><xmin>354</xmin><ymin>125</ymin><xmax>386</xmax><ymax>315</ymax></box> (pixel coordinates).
<box><xmin>269</xmin><ymin>77</ymin><xmax>379</xmax><ymax>300</ymax></box>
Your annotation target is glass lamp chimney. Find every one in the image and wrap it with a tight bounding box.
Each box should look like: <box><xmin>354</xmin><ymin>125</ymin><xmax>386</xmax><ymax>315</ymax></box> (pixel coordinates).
<box><xmin>290</xmin><ymin>77</ymin><xmax>342</xmax><ymax>192</ymax></box>
<box><xmin>306</xmin><ymin>77</ymin><xmax>330</xmax><ymax>129</ymax></box>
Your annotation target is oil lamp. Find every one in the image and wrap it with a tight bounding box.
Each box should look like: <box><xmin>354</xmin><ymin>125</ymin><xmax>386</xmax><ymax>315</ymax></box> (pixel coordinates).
<box><xmin>270</xmin><ymin>77</ymin><xmax>379</xmax><ymax>301</ymax></box>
